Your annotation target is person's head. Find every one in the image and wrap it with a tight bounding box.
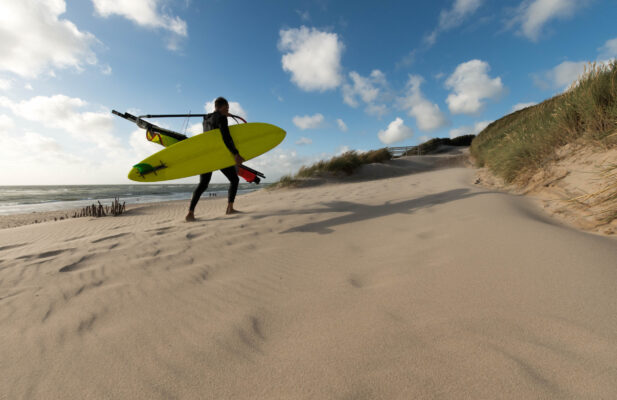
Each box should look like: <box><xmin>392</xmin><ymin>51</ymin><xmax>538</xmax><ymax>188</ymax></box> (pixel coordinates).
<box><xmin>214</xmin><ymin>97</ymin><xmax>229</xmax><ymax>115</ymax></box>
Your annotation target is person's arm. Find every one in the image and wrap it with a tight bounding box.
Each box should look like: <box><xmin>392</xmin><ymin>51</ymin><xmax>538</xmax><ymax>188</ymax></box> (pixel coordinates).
<box><xmin>218</xmin><ymin>113</ymin><xmax>240</xmax><ymax>156</ymax></box>
<box><xmin>218</xmin><ymin>113</ymin><xmax>245</xmax><ymax>166</ymax></box>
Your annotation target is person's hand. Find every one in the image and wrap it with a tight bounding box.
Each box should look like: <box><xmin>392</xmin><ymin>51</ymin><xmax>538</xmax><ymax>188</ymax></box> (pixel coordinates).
<box><xmin>234</xmin><ymin>154</ymin><xmax>245</xmax><ymax>166</ymax></box>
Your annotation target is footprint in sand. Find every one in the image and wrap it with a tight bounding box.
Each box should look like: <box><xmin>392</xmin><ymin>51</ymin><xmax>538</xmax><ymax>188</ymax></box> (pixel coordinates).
<box><xmin>416</xmin><ymin>231</ymin><xmax>435</xmax><ymax>239</ymax></box>
<box><xmin>91</xmin><ymin>233</ymin><xmax>129</xmax><ymax>243</ymax></box>
<box><xmin>59</xmin><ymin>255</ymin><xmax>92</xmax><ymax>273</ymax></box>
<box><xmin>186</xmin><ymin>231</ymin><xmax>204</xmax><ymax>240</ymax></box>
<box><xmin>146</xmin><ymin>226</ymin><xmax>174</xmax><ymax>235</ymax></box>
<box><xmin>16</xmin><ymin>248</ymin><xmax>74</xmax><ymax>261</ymax></box>
<box><xmin>348</xmin><ymin>275</ymin><xmax>364</xmax><ymax>288</ymax></box>
<box><xmin>0</xmin><ymin>243</ymin><xmax>29</xmax><ymax>252</ymax></box>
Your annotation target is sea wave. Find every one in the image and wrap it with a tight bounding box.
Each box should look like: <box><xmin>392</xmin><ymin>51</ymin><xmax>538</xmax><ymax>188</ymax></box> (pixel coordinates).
<box><xmin>0</xmin><ymin>184</ymin><xmax>260</xmax><ymax>215</ymax></box>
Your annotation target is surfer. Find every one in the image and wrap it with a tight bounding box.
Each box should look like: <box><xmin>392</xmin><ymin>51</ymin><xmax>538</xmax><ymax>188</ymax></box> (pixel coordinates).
<box><xmin>186</xmin><ymin>97</ymin><xmax>245</xmax><ymax>222</ymax></box>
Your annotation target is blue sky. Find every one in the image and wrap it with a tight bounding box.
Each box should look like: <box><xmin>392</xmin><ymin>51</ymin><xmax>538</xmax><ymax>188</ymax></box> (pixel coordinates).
<box><xmin>0</xmin><ymin>0</ymin><xmax>616</xmax><ymax>184</ymax></box>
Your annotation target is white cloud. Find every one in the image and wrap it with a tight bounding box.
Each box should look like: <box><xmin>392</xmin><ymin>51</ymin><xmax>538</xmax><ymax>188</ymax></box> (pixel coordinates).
<box><xmin>342</xmin><ymin>70</ymin><xmax>389</xmax><ymax>116</ymax></box>
<box><xmin>445</xmin><ymin>59</ymin><xmax>505</xmax><ymax>115</ymax></box>
<box><xmin>425</xmin><ymin>0</ymin><xmax>484</xmax><ymax>45</ymax></box>
<box><xmin>292</xmin><ymin>113</ymin><xmax>324</xmax><ymax>130</ymax></box>
<box><xmin>245</xmin><ymin>145</ymin><xmax>365</xmax><ymax>181</ymax></box>
<box><xmin>337</xmin><ymin>145</ymin><xmax>351</xmax><ymax>155</ymax></box>
<box><xmin>449</xmin><ymin>120</ymin><xmax>491</xmax><ymax>139</ymax></box>
<box><xmin>342</xmin><ymin>70</ymin><xmax>383</xmax><ymax>106</ymax></box>
<box><xmin>129</xmin><ymin>128</ymin><xmax>162</xmax><ymax>160</ymax></box>
<box><xmin>92</xmin><ymin>0</ymin><xmax>187</xmax><ymax>48</ymax></box>
<box><xmin>511</xmin><ymin>101</ymin><xmax>537</xmax><ymax>112</ymax></box>
<box><xmin>244</xmin><ymin>148</ymin><xmax>332</xmax><ymax>181</ymax></box>
<box><xmin>101</xmin><ymin>64</ymin><xmax>112</xmax><ymax>75</ymax></box>
<box><xmin>296</xmin><ymin>10</ymin><xmax>311</xmax><ymax>21</ymax></box>
<box><xmin>534</xmin><ymin>37</ymin><xmax>617</xmax><ymax>91</ymax></box>
<box><xmin>0</xmin><ymin>103</ymin><xmax>203</xmax><ymax>184</ymax></box>
<box><xmin>511</xmin><ymin>0</ymin><xmax>590</xmax><ymax>41</ymax></box>
<box><xmin>336</xmin><ymin>118</ymin><xmax>348</xmax><ymax>132</ymax></box>
<box><xmin>187</xmin><ymin>122</ymin><xmax>203</xmax><ymax>135</ymax></box>
<box><xmin>295</xmin><ymin>137</ymin><xmax>312</xmax><ymax>145</ymax></box>
<box><xmin>365</xmin><ymin>104</ymin><xmax>388</xmax><ymax>118</ymax></box>
<box><xmin>0</xmin><ymin>120</ymin><xmax>88</xmax><ymax>184</ymax></box>
<box><xmin>599</xmin><ymin>37</ymin><xmax>617</xmax><ymax>60</ymax></box>
<box><xmin>396</xmin><ymin>50</ymin><xmax>416</xmax><ymax>69</ymax></box>
<box><xmin>398</xmin><ymin>74</ymin><xmax>448</xmax><ymax>132</ymax></box>
<box><xmin>0</xmin><ymin>79</ymin><xmax>11</xmax><ymax>91</ymax></box>
<box><xmin>0</xmin><ymin>129</ymin><xmax>147</xmax><ymax>185</ymax></box>
<box><xmin>535</xmin><ymin>60</ymin><xmax>588</xmax><ymax>90</ymax></box>
<box><xmin>0</xmin><ymin>0</ymin><xmax>98</xmax><ymax>78</ymax></box>
<box><xmin>278</xmin><ymin>26</ymin><xmax>344</xmax><ymax>92</ymax></box>
<box><xmin>377</xmin><ymin>117</ymin><xmax>414</xmax><ymax>145</ymax></box>
<box><xmin>0</xmin><ymin>114</ymin><xmax>15</xmax><ymax>130</ymax></box>
<box><xmin>0</xmin><ymin>94</ymin><xmax>118</xmax><ymax>150</ymax></box>
<box><xmin>24</xmin><ymin>83</ymin><xmax>33</xmax><ymax>90</ymax></box>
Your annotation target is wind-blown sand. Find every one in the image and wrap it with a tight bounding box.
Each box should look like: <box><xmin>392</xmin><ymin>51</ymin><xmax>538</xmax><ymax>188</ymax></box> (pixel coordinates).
<box><xmin>2</xmin><ymin>154</ymin><xmax>617</xmax><ymax>399</ymax></box>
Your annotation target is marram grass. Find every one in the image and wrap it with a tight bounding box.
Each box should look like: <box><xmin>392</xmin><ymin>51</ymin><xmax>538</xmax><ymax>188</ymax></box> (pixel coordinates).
<box><xmin>470</xmin><ymin>61</ymin><xmax>617</xmax><ymax>220</ymax></box>
<box><xmin>275</xmin><ymin>148</ymin><xmax>392</xmax><ymax>187</ymax></box>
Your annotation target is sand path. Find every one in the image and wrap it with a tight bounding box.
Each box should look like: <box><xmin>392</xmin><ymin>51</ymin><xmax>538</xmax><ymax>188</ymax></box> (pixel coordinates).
<box><xmin>1</xmin><ymin>163</ymin><xmax>616</xmax><ymax>399</ymax></box>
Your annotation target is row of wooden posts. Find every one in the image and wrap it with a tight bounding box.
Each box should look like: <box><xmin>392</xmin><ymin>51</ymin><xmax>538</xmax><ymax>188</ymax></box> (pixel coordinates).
<box><xmin>72</xmin><ymin>197</ymin><xmax>126</xmax><ymax>218</ymax></box>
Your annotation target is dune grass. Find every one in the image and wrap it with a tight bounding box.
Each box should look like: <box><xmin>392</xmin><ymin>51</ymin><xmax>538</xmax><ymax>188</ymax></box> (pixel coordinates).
<box><xmin>275</xmin><ymin>148</ymin><xmax>392</xmax><ymax>187</ymax></box>
<box><xmin>471</xmin><ymin>61</ymin><xmax>617</xmax><ymax>183</ymax></box>
<box><xmin>470</xmin><ymin>61</ymin><xmax>617</xmax><ymax>220</ymax></box>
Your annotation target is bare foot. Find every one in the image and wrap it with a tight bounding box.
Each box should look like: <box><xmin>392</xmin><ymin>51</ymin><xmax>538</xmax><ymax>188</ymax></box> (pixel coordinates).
<box><xmin>185</xmin><ymin>211</ymin><xmax>196</xmax><ymax>222</ymax></box>
<box><xmin>225</xmin><ymin>203</ymin><xmax>241</xmax><ymax>215</ymax></box>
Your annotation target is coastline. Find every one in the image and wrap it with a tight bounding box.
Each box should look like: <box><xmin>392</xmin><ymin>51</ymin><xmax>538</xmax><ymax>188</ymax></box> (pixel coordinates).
<box><xmin>0</xmin><ymin>189</ymin><xmax>260</xmax><ymax>229</ymax></box>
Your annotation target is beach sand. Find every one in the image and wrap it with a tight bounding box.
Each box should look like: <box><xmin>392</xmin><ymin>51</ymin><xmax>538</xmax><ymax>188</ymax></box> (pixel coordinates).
<box><xmin>1</xmin><ymin>154</ymin><xmax>617</xmax><ymax>399</ymax></box>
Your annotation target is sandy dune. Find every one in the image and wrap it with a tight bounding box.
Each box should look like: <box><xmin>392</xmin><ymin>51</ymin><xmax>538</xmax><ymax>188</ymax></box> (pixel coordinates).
<box><xmin>1</xmin><ymin>157</ymin><xmax>617</xmax><ymax>399</ymax></box>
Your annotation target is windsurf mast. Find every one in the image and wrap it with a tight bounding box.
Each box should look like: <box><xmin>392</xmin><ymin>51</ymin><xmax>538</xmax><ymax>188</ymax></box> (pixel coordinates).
<box><xmin>111</xmin><ymin>110</ymin><xmax>188</xmax><ymax>141</ymax></box>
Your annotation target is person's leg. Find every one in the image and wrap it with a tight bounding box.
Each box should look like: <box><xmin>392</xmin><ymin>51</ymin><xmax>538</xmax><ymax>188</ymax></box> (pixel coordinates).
<box><xmin>186</xmin><ymin>172</ymin><xmax>212</xmax><ymax>221</ymax></box>
<box><xmin>220</xmin><ymin>166</ymin><xmax>240</xmax><ymax>214</ymax></box>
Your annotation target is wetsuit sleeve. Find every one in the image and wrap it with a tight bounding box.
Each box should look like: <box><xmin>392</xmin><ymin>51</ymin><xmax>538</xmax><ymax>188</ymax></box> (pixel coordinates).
<box><xmin>218</xmin><ymin>113</ymin><xmax>240</xmax><ymax>156</ymax></box>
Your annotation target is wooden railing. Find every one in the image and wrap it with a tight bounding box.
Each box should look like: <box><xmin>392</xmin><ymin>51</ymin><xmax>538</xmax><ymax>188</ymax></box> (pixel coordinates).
<box><xmin>387</xmin><ymin>146</ymin><xmax>418</xmax><ymax>158</ymax></box>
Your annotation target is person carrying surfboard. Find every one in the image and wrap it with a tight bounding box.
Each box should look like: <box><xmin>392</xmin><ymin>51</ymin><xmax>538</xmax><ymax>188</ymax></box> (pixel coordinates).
<box><xmin>185</xmin><ymin>97</ymin><xmax>245</xmax><ymax>222</ymax></box>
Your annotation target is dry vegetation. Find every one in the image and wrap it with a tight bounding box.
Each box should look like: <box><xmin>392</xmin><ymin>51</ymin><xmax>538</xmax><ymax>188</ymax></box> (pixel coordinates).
<box><xmin>471</xmin><ymin>61</ymin><xmax>617</xmax><ymax>221</ymax></box>
<box><xmin>275</xmin><ymin>148</ymin><xmax>392</xmax><ymax>188</ymax></box>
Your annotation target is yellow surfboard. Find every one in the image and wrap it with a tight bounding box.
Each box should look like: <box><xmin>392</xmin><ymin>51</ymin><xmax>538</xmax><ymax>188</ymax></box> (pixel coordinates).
<box><xmin>128</xmin><ymin>122</ymin><xmax>286</xmax><ymax>182</ymax></box>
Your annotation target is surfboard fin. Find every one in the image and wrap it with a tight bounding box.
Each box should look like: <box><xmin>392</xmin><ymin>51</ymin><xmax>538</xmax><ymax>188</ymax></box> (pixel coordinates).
<box><xmin>133</xmin><ymin>161</ymin><xmax>167</xmax><ymax>178</ymax></box>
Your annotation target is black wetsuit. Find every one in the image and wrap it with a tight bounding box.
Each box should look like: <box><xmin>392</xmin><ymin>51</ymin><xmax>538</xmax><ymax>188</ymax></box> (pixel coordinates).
<box><xmin>189</xmin><ymin>111</ymin><xmax>240</xmax><ymax>211</ymax></box>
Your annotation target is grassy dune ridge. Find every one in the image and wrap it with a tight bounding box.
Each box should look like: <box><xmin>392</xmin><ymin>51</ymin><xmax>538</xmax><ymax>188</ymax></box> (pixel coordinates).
<box><xmin>275</xmin><ymin>148</ymin><xmax>392</xmax><ymax>187</ymax></box>
<box><xmin>274</xmin><ymin>136</ymin><xmax>476</xmax><ymax>188</ymax></box>
<box><xmin>403</xmin><ymin>135</ymin><xmax>475</xmax><ymax>156</ymax></box>
<box><xmin>471</xmin><ymin>61</ymin><xmax>617</xmax><ymax>220</ymax></box>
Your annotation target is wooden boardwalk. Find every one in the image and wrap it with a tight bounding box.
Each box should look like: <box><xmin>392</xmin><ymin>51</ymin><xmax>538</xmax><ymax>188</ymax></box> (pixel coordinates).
<box><xmin>387</xmin><ymin>146</ymin><xmax>418</xmax><ymax>158</ymax></box>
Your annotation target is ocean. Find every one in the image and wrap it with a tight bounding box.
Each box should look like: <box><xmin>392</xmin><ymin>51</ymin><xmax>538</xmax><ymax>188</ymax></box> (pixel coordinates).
<box><xmin>0</xmin><ymin>184</ymin><xmax>262</xmax><ymax>215</ymax></box>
